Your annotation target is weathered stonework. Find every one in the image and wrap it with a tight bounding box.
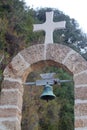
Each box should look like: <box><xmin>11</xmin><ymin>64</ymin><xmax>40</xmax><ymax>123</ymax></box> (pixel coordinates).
<box><xmin>75</xmin><ymin>103</ymin><xmax>87</xmax><ymax>116</ymax></box>
<box><xmin>46</xmin><ymin>44</ymin><xmax>72</xmax><ymax>63</ymax></box>
<box><xmin>74</xmin><ymin>72</ymin><xmax>87</xmax><ymax>85</ymax></box>
<box><xmin>20</xmin><ymin>44</ymin><xmax>45</xmax><ymax>65</ymax></box>
<box><xmin>0</xmin><ymin>44</ymin><xmax>87</xmax><ymax>130</ymax></box>
<box><xmin>75</xmin><ymin>118</ymin><xmax>87</xmax><ymax>128</ymax></box>
<box><xmin>0</xmin><ymin>90</ymin><xmax>22</xmax><ymax>110</ymax></box>
<box><xmin>75</xmin><ymin>87</ymin><xmax>87</xmax><ymax>100</ymax></box>
<box><xmin>1</xmin><ymin>80</ymin><xmax>23</xmax><ymax>93</ymax></box>
<box><xmin>1</xmin><ymin>120</ymin><xmax>21</xmax><ymax>130</ymax></box>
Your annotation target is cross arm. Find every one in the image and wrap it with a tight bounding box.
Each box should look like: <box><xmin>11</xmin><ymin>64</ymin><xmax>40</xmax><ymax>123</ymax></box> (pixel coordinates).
<box><xmin>33</xmin><ymin>24</ymin><xmax>45</xmax><ymax>32</ymax></box>
<box><xmin>54</xmin><ymin>21</ymin><xmax>66</xmax><ymax>30</ymax></box>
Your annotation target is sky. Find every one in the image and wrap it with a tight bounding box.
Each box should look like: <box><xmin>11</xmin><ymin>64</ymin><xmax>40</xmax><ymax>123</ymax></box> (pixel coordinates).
<box><xmin>24</xmin><ymin>0</ymin><xmax>87</xmax><ymax>34</ymax></box>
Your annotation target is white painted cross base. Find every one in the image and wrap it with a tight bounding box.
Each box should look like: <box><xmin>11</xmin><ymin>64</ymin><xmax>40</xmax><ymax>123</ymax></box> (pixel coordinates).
<box><xmin>33</xmin><ymin>11</ymin><xmax>66</xmax><ymax>44</ymax></box>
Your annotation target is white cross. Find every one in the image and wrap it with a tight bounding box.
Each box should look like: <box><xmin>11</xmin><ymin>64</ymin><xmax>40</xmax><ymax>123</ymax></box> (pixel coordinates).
<box><xmin>33</xmin><ymin>11</ymin><xmax>66</xmax><ymax>44</ymax></box>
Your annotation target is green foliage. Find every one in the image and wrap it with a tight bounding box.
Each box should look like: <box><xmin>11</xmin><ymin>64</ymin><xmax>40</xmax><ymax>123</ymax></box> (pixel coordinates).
<box><xmin>0</xmin><ymin>0</ymin><xmax>34</xmax><ymax>89</ymax></box>
<box><xmin>22</xmin><ymin>67</ymin><xmax>74</xmax><ymax>130</ymax></box>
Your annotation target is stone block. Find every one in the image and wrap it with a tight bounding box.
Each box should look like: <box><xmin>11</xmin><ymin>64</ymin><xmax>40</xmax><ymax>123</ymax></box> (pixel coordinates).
<box><xmin>0</xmin><ymin>120</ymin><xmax>21</xmax><ymax>130</ymax></box>
<box><xmin>20</xmin><ymin>44</ymin><xmax>45</xmax><ymax>65</ymax></box>
<box><xmin>75</xmin><ymin>118</ymin><xmax>87</xmax><ymax>128</ymax></box>
<box><xmin>0</xmin><ymin>108</ymin><xmax>21</xmax><ymax>121</ymax></box>
<box><xmin>63</xmin><ymin>51</ymin><xmax>87</xmax><ymax>74</ymax></box>
<box><xmin>74</xmin><ymin>72</ymin><xmax>87</xmax><ymax>85</ymax></box>
<box><xmin>46</xmin><ymin>44</ymin><xmax>72</xmax><ymax>64</ymax></box>
<box><xmin>3</xmin><ymin>53</ymin><xmax>30</xmax><ymax>78</ymax></box>
<box><xmin>75</xmin><ymin>87</ymin><xmax>87</xmax><ymax>100</ymax></box>
<box><xmin>2</xmin><ymin>80</ymin><xmax>23</xmax><ymax>94</ymax></box>
<box><xmin>75</xmin><ymin>103</ymin><xmax>87</xmax><ymax>116</ymax></box>
<box><xmin>0</xmin><ymin>91</ymin><xmax>22</xmax><ymax>110</ymax></box>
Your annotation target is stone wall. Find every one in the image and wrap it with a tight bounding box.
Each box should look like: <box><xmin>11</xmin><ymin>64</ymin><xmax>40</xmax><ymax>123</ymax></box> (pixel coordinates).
<box><xmin>0</xmin><ymin>44</ymin><xmax>87</xmax><ymax>130</ymax></box>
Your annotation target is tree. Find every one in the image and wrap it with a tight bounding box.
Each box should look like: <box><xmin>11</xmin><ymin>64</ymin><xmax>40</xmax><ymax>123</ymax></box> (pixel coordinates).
<box><xmin>0</xmin><ymin>0</ymin><xmax>34</xmax><ymax>83</ymax></box>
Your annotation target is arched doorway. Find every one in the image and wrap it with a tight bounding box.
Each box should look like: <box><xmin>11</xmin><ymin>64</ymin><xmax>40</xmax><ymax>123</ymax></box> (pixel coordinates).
<box><xmin>0</xmin><ymin>44</ymin><xmax>87</xmax><ymax>130</ymax></box>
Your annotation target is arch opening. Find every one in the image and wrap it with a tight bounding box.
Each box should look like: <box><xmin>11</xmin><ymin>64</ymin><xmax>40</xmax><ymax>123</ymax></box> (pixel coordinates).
<box><xmin>21</xmin><ymin>61</ymin><xmax>74</xmax><ymax>130</ymax></box>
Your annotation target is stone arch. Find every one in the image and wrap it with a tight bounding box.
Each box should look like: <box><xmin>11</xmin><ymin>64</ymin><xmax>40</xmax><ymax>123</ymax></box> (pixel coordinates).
<box><xmin>0</xmin><ymin>44</ymin><xmax>87</xmax><ymax>130</ymax></box>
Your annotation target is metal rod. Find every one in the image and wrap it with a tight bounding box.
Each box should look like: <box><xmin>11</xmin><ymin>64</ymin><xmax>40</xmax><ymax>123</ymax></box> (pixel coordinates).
<box><xmin>23</xmin><ymin>82</ymin><xmax>36</xmax><ymax>86</ymax></box>
<box><xmin>23</xmin><ymin>79</ymin><xmax>72</xmax><ymax>86</ymax></box>
<box><xmin>59</xmin><ymin>80</ymin><xmax>72</xmax><ymax>83</ymax></box>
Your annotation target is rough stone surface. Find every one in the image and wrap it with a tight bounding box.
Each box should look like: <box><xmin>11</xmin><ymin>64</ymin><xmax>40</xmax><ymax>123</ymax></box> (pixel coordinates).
<box><xmin>75</xmin><ymin>103</ymin><xmax>87</xmax><ymax>116</ymax></box>
<box><xmin>20</xmin><ymin>44</ymin><xmax>45</xmax><ymax>65</ymax></box>
<box><xmin>0</xmin><ymin>91</ymin><xmax>23</xmax><ymax>110</ymax></box>
<box><xmin>63</xmin><ymin>51</ymin><xmax>87</xmax><ymax>74</ymax></box>
<box><xmin>75</xmin><ymin>87</ymin><xmax>87</xmax><ymax>100</ymax></box>
<box><xmin>1</xmin><ymin>120</ymin><xmax>21</xmax><ymax>130</ymax></box>
<box><xmin>3</xmin><ymin>53</ymin><xmax>29</xmax><ymax>79</ymax></box>
<box><xmin>74</xmin><ymin>72</ymin><xmax>87</xmax><ymax>85</ymax></box>
<box><xmin>75</xmin><ymin>118</ymin><xmax>87</xmax><ymax>128</ymax></box>
<box><xmin>0</xmin><ymin>108</ymin><xmax>21</xmax><ymax>121</ymax></box>
<box><xmin>2</xmin><ymin>80</ymin><xmax>23</xmax><ymax>94</ymax></box>
<box><xmin>46</xmin><ymin>44</ymin><xmax>72</xmax><ymax>64</ymax></box>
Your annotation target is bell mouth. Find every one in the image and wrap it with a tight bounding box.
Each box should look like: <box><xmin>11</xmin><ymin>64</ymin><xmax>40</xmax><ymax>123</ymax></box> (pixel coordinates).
<box><xmin>40</xmin><ymin>95</ymin><xmax>56</xmax><ymax>102</ymax></box>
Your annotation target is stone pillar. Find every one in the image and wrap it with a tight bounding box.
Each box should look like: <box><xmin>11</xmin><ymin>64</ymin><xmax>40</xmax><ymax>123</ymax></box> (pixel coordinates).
<box><xmin>74</xmin><ymin>71</ymin><xmax>87</xmax><ymax>130</ymax></box>
<box><xmin>0</xmin><ymin>79</ymin><xmax>23</xmax><ymax>130</ymax></box>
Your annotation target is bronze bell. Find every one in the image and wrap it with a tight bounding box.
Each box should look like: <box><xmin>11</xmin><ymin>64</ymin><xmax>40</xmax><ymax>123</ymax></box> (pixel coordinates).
<box><xmin>40</xmin><ymin>84</ymin><xmax>56</xmax><ymax>102</ymax></box>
